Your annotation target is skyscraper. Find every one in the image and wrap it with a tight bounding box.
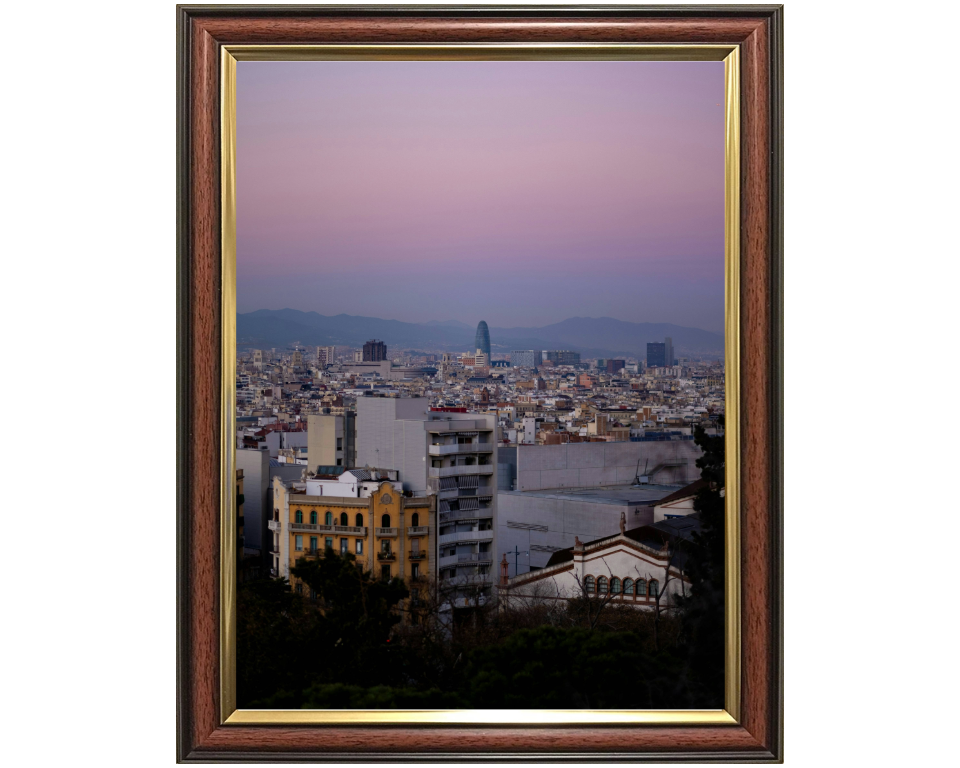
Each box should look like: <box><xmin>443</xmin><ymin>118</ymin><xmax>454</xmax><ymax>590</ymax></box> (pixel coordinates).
<box><xmin>474</xmin><ymin>321</ymin><xmax>491</xmax><ymax>358</ymax></box>
<box><xmin>664</xmin><ymin>337</ymin><xmax>674</xmax><ymax>367</ymax></box>
<box><xmin>362</xmin><ymin>339</ymin><xmax>387</xmax><ymax>362</ymax></box>
<box><xmin>647</xmin><ymin>342</ymin><xmax>666</xmax><ymax>368</ymax></box>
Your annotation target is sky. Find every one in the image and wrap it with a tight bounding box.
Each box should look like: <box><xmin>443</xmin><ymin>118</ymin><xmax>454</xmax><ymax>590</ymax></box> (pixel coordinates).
<box><xmin>237</xmin><ymin>60</ymin><xmax>725</xmax><ymax>332</ymax></box>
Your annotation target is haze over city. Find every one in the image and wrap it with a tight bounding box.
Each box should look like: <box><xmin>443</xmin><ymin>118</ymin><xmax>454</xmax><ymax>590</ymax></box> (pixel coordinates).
<box><xmin>237</xmin><ymin>60</ymin><xmax>725</xmax><ymax>332</ymax></box>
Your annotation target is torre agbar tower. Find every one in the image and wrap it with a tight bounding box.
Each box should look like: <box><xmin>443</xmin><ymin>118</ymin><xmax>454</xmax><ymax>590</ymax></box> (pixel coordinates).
<box><xmin>474</xmin><ymin>321</ymin><xmax>491</xmax><ymax>358</ymax></box>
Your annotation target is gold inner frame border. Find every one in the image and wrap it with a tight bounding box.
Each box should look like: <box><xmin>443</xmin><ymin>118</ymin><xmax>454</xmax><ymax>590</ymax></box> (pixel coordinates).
<box><xmin>219</xmin><ymin>43</ymin><xmax>741</xmax><ymax>726</ymax></box>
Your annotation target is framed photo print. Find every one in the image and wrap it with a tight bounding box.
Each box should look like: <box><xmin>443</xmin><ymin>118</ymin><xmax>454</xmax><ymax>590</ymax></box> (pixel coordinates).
<box><xmin>177</xmin><ymin>4</ymin><xmax>783</xmax><ymax>762</ymax></box>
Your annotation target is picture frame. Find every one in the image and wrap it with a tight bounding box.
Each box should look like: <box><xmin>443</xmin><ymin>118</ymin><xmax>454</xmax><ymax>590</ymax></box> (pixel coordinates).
<box><xmin>177</xmin><ymin>4</ymin><xmax>783</xmax><ymax>761</ymax></box>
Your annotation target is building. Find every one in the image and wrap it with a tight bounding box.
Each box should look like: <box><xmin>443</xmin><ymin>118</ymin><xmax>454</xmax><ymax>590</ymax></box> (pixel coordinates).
<box><xmin>363</xmin><ymin>339</ymin><xmax>387</xmax><ymax>362</ymax></box>
<box><xmin>235</xmin><ymin>447</ymin><xmax>271</xmax><ymax>559</ymax></box>
<box><xmin>307</xmin><ymin>413</ymin><xmax>356</xmax><ymax>470</ymax></box>
<box><xmin>511</xmin><ymin>350</ymin><xmax>541</xmax><ymax>368</ymax></box>
<box><xmin>356</xmin><ymin>397</ymin><xmax>498</xmax><ymax>609</ymax></box>
<box><xmin>606</xmin><ymin>359</ymin><xmax>626</xmax><ymax>374</ymax></box>
<box><xmin>474</xmin><ymin>321</ymin><xmax>491</xmax><ymax>358</ymax></box>
<box><xmin>499</xmin><ymin>516</ymin><xmax>690</xmax><ymax>610</ymax></box>
<box><xmin>269</xmin><ymin>470</ymin><xmax>435</xmax><ymax>620</ymax></box>
<box><xmin>664</xmin><ymin>337</ymin><xmax>674</xmax><ymax>368</ymax></box>
<box><xmin>544</xmin><ymin>350</ymin><xmax>581</xmax><ymax>366</ymax></box>
<box><xmin>646</xmin><ymin>342</ymin><xmax>666</xmax><ymax>368</ymax></box>
<box><xmin>316</xmin><ymin>345</ymin><xmax>336</xmax><ymax>366</ymax></box>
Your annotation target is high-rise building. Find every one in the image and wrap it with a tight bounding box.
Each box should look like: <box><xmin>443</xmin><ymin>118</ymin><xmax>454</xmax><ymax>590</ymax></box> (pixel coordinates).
<box><xmin>474</xmin><ymin>321</ymin><xmax>491</xmax><ymax>358</ymax></box>
<box><xmin>363</xmin><ymin>339</ymin><xmax>387</xmax><ymax>362</ymax></box>
<box><xmin>646</xmin><ymin>342</ymin><xmax>666</xmax><ymax>368</ymax></box>
<box><xmin>606</xmin><ymin>359</ymin><xmax>626</xmax><ymax>373</ymax></box>
<box><xmin>356</xmin><ymin>398</ymin><xmax>498</xmax><ymax>610</ymax></box>
<box><xmin>316</xmin><ymin>345</ymin><xmax>336</xmax><ymax>366</ymax></box>
<box><xmin>664</xmin><ymin>337</ymin><xmax>674</xmax><ymax>367</ymax></box>
<box><xmin>544</xmin><ymin>350</ymin><xmax>581</xmax><ymax>366</ymax></box>
<box><xmin>307</xmin><ymin>413</ymin><xmax>356</xmax><ymax>470</ymax></box>
<box><xmin>511</xmin><ymin>350</ymin><xmax>541</xmax><ymax>368</ymax></box>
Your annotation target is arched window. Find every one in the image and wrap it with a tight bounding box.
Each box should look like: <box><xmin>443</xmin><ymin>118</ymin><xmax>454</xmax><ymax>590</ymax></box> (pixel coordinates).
<box><xmin>597</xmin><ymin>576</ymin><xmax>608</xmax><ymax>594</ymax></box>
<box><xmin>649</xmin><ymin>580</ymin><xmax>659</xmax><ymax>597</ymax></box>
<box><xmin>636</xmin><ymin>579</ymin><xmax>647</xmax><ymax>596</ymax></box>
<box><xmin>411</xmin><ymin>512</ymin><xmax>419</xmax><ymax>527</ymax></box>
<box><xmin>324</xmin><ymin>511</ymin><xmax>332</xmax><ymax>525</ymax></box>
<box><xmin>295</xmin><ymin>510</ymin><xmax>302</xmax><ymax>524</ymax></box>
<box><xmin>355</xmin><ymin>513</ymin><xmax>363</xmax><ymax>527</ymax></box>
<box><xmin>340</xmin><ymin>512</ymin><xmax>348</xmax><ymax>526</ymax></box>
<box><xmin>381</xmin><ymin>514</ymin><xmax>391</xmax><ymax>528</ymax></box>
<box><xmin>310</xmin><ymin>511</ymin><xmax>317</xmax><ymax>525</ymax></box>
<box><xmin>611</xmin><ymin>577</ymin><xmax>622</xmax><ymax>594</ymax></box>
<box><xmin>584</xmin><ymin>575</ymin><xmax>595</xmax><ymax>594</ymax></box>
<box><xmin>623</xmin><ymin>578</ymin><xmax>634</xmax><ymax>596</ymax></box>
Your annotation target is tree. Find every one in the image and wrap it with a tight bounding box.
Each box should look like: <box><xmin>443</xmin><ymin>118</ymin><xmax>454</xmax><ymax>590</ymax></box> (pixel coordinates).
<box><xmin>675</xmin><ymin>416</ymin><xmax>726</xmax><ymax>707</ymax></box>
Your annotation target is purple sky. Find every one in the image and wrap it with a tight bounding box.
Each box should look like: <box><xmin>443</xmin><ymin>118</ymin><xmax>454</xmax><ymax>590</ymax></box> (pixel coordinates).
<box><xmin>237</xmin><ymin>61</ymin><xmax>724</xmax><ymax>332</ymax></box>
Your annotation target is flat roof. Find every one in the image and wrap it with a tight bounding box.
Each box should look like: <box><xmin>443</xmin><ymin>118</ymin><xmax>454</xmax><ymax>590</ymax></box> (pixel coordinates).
<box><xmin>498</xmin><ymin>483</ymin><xmax>682</xmax><ymax>506</ymax></box>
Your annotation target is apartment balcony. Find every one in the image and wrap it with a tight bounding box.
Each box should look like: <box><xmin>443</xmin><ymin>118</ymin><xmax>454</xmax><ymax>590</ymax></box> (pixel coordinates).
<box><xmin>267</xmin><ymin>520</ymin><xmax>281</xmax><ymax>532</ymax></box>
<box><xmin>376</xmin><ymin>527</ymin><xmax>398</xmax><ymax>537</ymax></box>
<box><xmin>407</xmin><ymin>526</ymin><xmax>429</xmax><ymax>536</ymax></box>
<box><xmin>438</xmin><ymin>552</ymin><xmax>493</xmax><ymax>569</ymax></box>
<box><xmin>333</xmin><ymin>525</ymin><xmax>366</xmax><ymax>535</ymax></box>
<box><xmin>439</xmin><ymin>508</ymin><xmax>493</xmax><ymax>525</ymax></box>
<box><xmin>428</xmin><ymin>465</ymin><xmax>494</xmax><ymax>479</ymax></box>
<box><xmin>438</xmin><ymin>529</ymin><xmax>494</xmax><ymax>547</ymax></box>
<box><xmin>436</xmin><ymin>488</ymin><xmax>459</xmax><ymax>501</ymax></box>
<box><xmin>408</xmin><ymin>551</ymin><xmax>427</xmax><ymax>561</ymax></box>
<box><xmin>290</xmin><ymin>522</ymin><xmax>334</xmax><ymax>533</ymax></box>
<box><xmin>438</xmin><ymin>573</ymin><xmax>491</xmax><ymax>588</ymax></box>
<box><xmin>377</xmin><ymin>551</ymin><xmax>397</xmax><ymax>561</ymax></box>
<box><xmin>426</xmin><ymin>420</ymin><xmax>490</xmax><ymax>433</ymax></box>
<box><xmin>428</xmin><ymin>443</ymin><xmax>493</xmax><ymax>456</ymax></box>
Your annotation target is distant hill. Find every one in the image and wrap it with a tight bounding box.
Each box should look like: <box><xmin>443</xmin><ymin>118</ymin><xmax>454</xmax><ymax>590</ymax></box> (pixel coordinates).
<box><xmin>237</xmin><ymin>309</ymin><xmax>724</xmax><ymax>358</ymax></box>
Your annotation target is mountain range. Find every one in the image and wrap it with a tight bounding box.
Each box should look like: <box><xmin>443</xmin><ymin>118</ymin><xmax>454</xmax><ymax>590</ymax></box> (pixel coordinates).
<box><xmin>236</xmin><ymin>309</ymin><xmax>724</xmax><ymax>359</ymax></box>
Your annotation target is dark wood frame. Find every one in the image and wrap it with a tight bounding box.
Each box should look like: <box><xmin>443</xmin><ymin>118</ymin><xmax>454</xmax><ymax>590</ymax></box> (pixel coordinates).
<box><xmin>177</xmin><ymin>5</ymin><xmax>783</xmax><ymax>762</ymax></box>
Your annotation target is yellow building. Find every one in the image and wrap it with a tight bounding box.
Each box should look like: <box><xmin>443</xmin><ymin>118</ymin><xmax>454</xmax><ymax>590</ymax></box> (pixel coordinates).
<box><xmin>269</xmin><ymin>472</ymin><xmax>434</xmax><ymax>622</ymax></box>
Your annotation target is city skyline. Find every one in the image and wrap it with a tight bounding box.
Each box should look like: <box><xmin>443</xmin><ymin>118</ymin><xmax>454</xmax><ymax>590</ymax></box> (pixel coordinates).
<box><xmin>237</xmin><ymin>60</ymin><xmax>725</xmax><ymax>332</ymax></box>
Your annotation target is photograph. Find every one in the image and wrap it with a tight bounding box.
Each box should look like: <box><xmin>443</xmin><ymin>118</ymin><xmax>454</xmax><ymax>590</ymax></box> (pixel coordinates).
<box><xmin>232</xmin><ymin>58</ymin><xmax>730</xmax><ymax>711</ymax></box>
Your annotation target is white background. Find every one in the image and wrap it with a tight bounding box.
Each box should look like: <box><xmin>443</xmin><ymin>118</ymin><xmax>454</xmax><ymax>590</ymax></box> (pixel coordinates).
<box><xmin>3</xmin><ymin>1</ymin><xmax>956</xmax><ymax>765</ymax></box>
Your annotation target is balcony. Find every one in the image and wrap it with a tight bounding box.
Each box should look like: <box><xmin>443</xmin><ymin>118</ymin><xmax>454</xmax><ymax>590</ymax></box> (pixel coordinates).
<box><xmin>409</xmin><ymin>551</ymin><xmax>427</xmax><ymax>561</ymax></box>
<box><xmin>267</xmin><ymin>520</ymin><xmax>281</xmax><ymax>532</ymax></box>
<box><xmin>428</xmin><ymin>465</ymin><xmax>494</xmax><ymax>479</ymax></box>
<box><xmin>290</xmin><ymin>523</ymin><xmax>334</xmax><ymax>533</ymax></box>
<box><xmin>428</xmin><ymin>443</ymin><xmax>493</xmax><ymax>456</ymax></box>
<box><xmin>407</xmin><ymin>526</ymin><xmax>429</xmax><ymax>536</ymax></box>
<box><xmin>439</xmin><ymin>509</ymin><xmax>493</xmax><ymax>525</ymax></box>
<box><xmin>377</xmin><ymin>551</ymin><xmax>396</xmax><ymax>561</ymax></box>
<box><xmin>458</xmin><ymin>553</ymin><xmax>493</xmax><ymax>564</ymax></box>
<box><xmin>376</xmin><ymin>527</ymin><xmax>398</xmax><ymax>537</ymax></box>
<box><xmin>438</xmin><ymin>530</ymin><xmax>493</xmax><ymax>547</ymax></box>
<box><xmin>333</xmin><ymin>525</ymin><xmax>365</xmax><ymax>535</ymax></box>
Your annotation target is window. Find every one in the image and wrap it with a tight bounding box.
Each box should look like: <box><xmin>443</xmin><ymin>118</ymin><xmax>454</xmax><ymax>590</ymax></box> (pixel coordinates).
<box><xmin>380</xmin><ymin>565</ymin><xmax>391</xmax><ymax>580</ymax></box>
<box><xmin>411</xmin><ymin>512</ymin><xmax>419</xmax><ymax>527</ymax></box>
<box><xmin>340</xmin><ymin>512</ymin><xmax>348</xmax><ymax>526</ymax></box>
<box><xmin>597</xmin><ymin>576</ymin><xmax>608</xmax><ymax>594</ymax></box>
<box><xmin>411</xmin><ymin>539</ymin><xmax>420</xmax><ymax>553</ymax></box>
<box><xmin>584</xmin><ymin>575</ymin><xmax>595</xmax><ymax>594</ymax></box>
<box><xmin>611</xmin><ymin>577</ymin><xmax>622</xmax><ymax>594</ymax></box>
<box><xmin>340</xmin><ymin>538</ymin><xmax>348</xmax><ymax>554</ymax></box>
<box><xmin>325</xmin><ymin>537</ymin><xmax>333</xmax><ymax>550</ymax></box>
<box><xmin>411</xmin><ymin>563</ymin><xmax>420</xmax><ymax>580</ymax></box>
<box><xmin>294</xmin><ymin>535</ymin><xmax>303</xmax><ymax>551</ymax></box>
<box><xmin>381</xmin><ymin>539</ymin><xmax>391</xmax><ymax>553</ymax></box>
<box><xmin>336</xmin><ymin>437</ymin><xmax>343</xmax><ymax>450</ymax></box>
<box><xmin>295</xmin><ymin>582</ymin><xmax>303</xmax><ymax>594</ymax></box>
<box><xmin>355</xmin><ymin>539</ymin><xmax>363</xmax><ymax>555</ymax></box>
<box><xmin>310</xmin><ymin>511</ymin><xmax>317</xmax><ymax>524</ymax></box>
<box><xmin>381</xmin><ymin>514</ymin><xmax>391</xmax><ymax>528</ymax></box>
<box><xmin>309</xmin><ymin>588</ymin><xmax>316</xmax><ymax>600</ymax></box>
<box><xmin>636</xmin><ymin>579</ymin><xmax>647</xmax><ymax>596</ymax></box>
<box><xmin>295</xmin><ymin>510</ymin><xmax>303</xmax><ymax>524</ymax></box>
<box><xmin>324</xmin><ymin>511</ymin><xmax>332</xmax><ymax>525</ymax></box>
<box><xmin>649</xmin><ymin>580</ymin><xmax>659</xmax><ymax>597</ymax></box>
<box><xmin>355</xmin><ymin>513</ymin><xmax>363</xmax><ymax>527</ymax></box>
<box><xmin>623</xmin><ymin>578</ymin><xmax>634</xmax><ymax>596</ymax></box>
<box><xmin>309</xmin><ymin>536</ymin><xmax>318</xmax><ymax>552</ymax></box>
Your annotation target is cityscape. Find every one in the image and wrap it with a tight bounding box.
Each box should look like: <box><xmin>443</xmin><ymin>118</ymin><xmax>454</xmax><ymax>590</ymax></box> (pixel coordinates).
<box><xmin>234</xmin><ymin>59</ymin><xmax>726</xmax><ymax>709</ymax></box>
